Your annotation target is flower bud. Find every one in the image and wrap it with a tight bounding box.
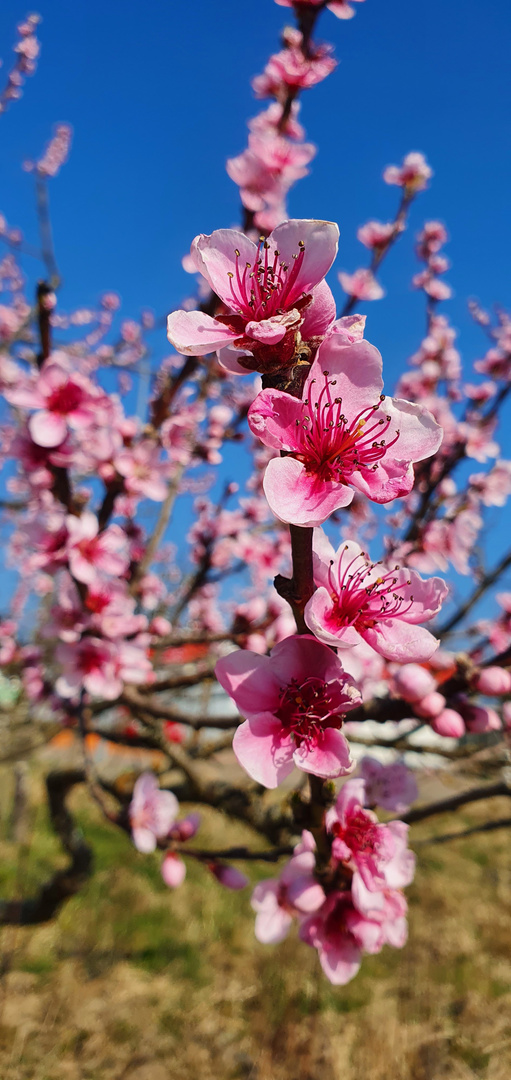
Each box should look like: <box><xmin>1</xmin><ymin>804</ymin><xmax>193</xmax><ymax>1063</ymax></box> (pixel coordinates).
<box><xmin>473</xmin><ymin>667</ymin><xmax>511</xmax><ymax>696</ymax></box>
<box><xmin>393</xmin><ymin>664</ymin><xmax>436</xmax><ymax>703</ymax></box>
<box><xmin>209</xmin><ymin>863</ymin><xmax>248</xmax><ymax>890</ymax></box>
<box><xmin>161</xmin><ymin>853</ymin><xmax>186</xmax><ymax>888</ymax></box>
<box><xmin>414</xmin><ymin>691</ymin><xmax>446</xmax><ymax>719</ymax></box>
<box><xmin>431</xmin><ymin>709</ymin><xmax>465</xmax><ymax>738</ymax></box>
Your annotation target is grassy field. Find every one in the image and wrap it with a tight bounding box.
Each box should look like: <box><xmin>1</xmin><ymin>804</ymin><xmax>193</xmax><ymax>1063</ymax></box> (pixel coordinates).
<box><xmin>0</xmin><ymin>770</ymin><xmax>509</xmax><ymax>1080</ymax></box>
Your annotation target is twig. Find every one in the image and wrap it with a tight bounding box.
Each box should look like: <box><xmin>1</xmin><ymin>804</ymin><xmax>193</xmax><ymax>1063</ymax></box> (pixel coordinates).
<box><xmin>400</xmin><ymin>780</ymin><xmax>510</xmax><ymax>826</ymax></box>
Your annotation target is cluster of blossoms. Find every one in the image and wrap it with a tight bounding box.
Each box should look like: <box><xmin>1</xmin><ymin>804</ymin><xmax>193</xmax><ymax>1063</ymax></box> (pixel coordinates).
<box><xmin>252</xmin><ymin>776</ymin><xmax>414</xmax><ymax>985</ymax></box>
<box><xmin>0</xmin><ymin>13</ymin><xmax>40</xmax><ymax>115</ymax></box>
<box><xmin>129</xmin><ymin>773</ymin><xmax>248</xmax><ymax>891</ymax></box>
<box><xmin>412</xmin><ymin>221</ymin><xmax>452</xmax><ymax>302</ymax></box>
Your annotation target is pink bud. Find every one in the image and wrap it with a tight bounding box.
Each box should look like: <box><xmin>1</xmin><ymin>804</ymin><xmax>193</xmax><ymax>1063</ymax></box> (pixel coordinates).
<box><xmin>431</xmin><ymin>709</ymin><xmax>466</xmax><ymax>738</ymax></box>
<box><xmin>209</xmin><ymin>863</ymin><xmax>248</xmax><ymax>890</ymax></box>
<box><xmin>462</xmin><ymin>704</ymin><xmax>501</xmax><ymax>734</ymax></box>
<box><xmin>415</xmin><ymin>691</ymin><xmax>446</xmax><ymax>719</ymax></box>
<box><xmin>474</xmin><ymin>667</ymin><xmax>511</xmax><ymax>696</ymax></box>
<box><xmin>502</xmin><ymin>702</ymin><xmax>511</xmax><ymax>729</ymax></box>
<box><xmin>161</xmin><ymin>853</ymin><xmax>186</xmax><ymax>888</ymax></box>
<box><xmin>169</xmin><ymin>813</ymin><xmax>201</xmax><ymax>842</ymax></box>
<box><xmin>393</xmin><ymin>664</ymin><xmax>436</xmax><ymax>703</ymax></box>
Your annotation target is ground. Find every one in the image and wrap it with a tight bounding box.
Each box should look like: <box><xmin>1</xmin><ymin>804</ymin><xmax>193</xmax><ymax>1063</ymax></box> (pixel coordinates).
<box><xmin>0</xmin><ymin>768</ymin><xmax>509</xmax><ymax>1080</ymax></box>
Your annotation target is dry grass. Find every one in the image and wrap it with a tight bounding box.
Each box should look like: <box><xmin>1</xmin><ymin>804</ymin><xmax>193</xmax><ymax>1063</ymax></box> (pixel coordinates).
<box><xmin>0</xmin><ymin>770</ymin><xmax>509</xmax><ymax>1080</ymax></box>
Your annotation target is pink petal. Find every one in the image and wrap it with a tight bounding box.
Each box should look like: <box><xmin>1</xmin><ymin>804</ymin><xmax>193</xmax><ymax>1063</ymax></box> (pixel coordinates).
<box><xmin>382</xmin><ymin>397</ymin><xmax>443</xmax><ymax>463</ymax></box>
<box><xmin>306</xmin><ymin>338</ymin><xmax>383</xmax><ymax>423</ymax></box>
<box><xmin>248</xmin><ymin>389</ymin><xmax>304</xmax><ymax>452</ymax></box>
<box><xmin>269</xmin><ymin>634</ymin><xmax>347</xmax><ymax>685</ymax></box>
<box><xmin>300</xmin><ymin>279</ymin><xmax>336</xmax><ymax>339</ymax></box>
<box><xmin>215</xmin><ymin>650</ymin><xmax>281</xmax><ymax>714</ymax></box>
<box><xmin>29</xmin><ymin>410</ymin><xmax>68</xmax><ymax>447</ymax></box>
<box><xmin>263</xmin><ymin>455</ymin><xmax>353</xmax><ymax>527</ymax></box>
<box><xmin>362</xmin><ymin>619</ymin><xmax>439</xmax><ymax>663</ymax></box>
<box><xmin>216</xmin><ymin>346</ymin><xmax>253</xmax><ymax>375</ymax></box>
<box><xmin>133</xmin><ymin>826</ymin><xmax>157</xmax><ymax>854</ymax></box>
<box><xmin>304</xmin><ymin>588</ymin><xmax>361</xmax><ymax>649</ymax></box>
<box><xmin>268</xmin><ymin>219</ymin><xmax>339</xmax><ymax>303</ymax></box>
<box><xmin>287</xmin><ymin>879</ymin><xmax>326</xmax><ymax>913</ymax></box>
<box><xmin>191</xmin><ymin>229</ymin><xmax>257</xmax><ymax>305</ymax></box>
<box><xmin>319</xmin><ymin>939</ymin><xmax>362</xmax><ymax>986</ymax></box>
<box><xmin>232</xmin><ymin>714</ymin><xmax>295</xmax><ymax>788</ymax></box>
<box><xmin>293</xmin><ymin>727</ymin><xmax>353</xmax><ymax>778</ymax></box>
<box><xmin>167</xmin><ymin>310</ymin><xmax>238</xmax><ymax>355</ymax></box>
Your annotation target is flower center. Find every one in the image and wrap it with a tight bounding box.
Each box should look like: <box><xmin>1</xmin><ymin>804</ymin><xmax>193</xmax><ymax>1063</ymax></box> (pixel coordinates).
<box><xmin>294</xmin><ymin>373</ymin><xmax>400</xmax><ymax>482</ymax></box>
<box><xmin>276</xmin><ymin>676</ymin><xmax>341</xmax><ymax>748</ymax></box>
<box><xmin>226</xmin><ymin>237</ymin><xmax>306</xmax><ymax>322</ymax></box>
<box><xmin>47</xmin><ymin>380</ymin><xmax>84</xmax><ymax>415</ymax></box>
<box><xmin>325</xmin><ymin>546</ymin><xmax>413</xmax><ymax>630</ymax></box>
<box><xmin>332</xmin><ymin>809</ymin><xmax>381</xmax><ymax>856</ymax></box>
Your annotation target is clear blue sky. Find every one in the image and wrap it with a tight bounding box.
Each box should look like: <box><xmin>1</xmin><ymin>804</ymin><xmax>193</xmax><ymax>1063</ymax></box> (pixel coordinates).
<box><xmin>1</xmin><ymin>0</ymin><xmax>511</xmax><ymax>625</ymax></box>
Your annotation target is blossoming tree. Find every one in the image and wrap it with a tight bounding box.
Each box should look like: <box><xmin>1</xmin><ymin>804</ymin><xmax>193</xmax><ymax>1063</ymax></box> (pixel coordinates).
<box><xmin>0</xmin><ymin>3</ymin><xmax>510</xmax><ymax>987</ymax></box>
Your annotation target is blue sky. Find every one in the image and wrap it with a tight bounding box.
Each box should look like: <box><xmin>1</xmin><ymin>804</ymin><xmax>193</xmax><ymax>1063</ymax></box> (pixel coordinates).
<box><xmin>1</xmin><ymin>0</ymin><xmax>511</xmax><ymax>625</ymax></box>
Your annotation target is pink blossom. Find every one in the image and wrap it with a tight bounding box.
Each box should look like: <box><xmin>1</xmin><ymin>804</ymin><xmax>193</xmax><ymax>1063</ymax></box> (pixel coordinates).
<box><xmin>215</xmin><ymin>635</ymin><xmax>360</xmax><ymax>788</ymax></box>
<box><xmin>251</xmin><ymin>835</ymin><xmax>325</xmax><ymax>944</ymax></box>
<box><xmin>358</xmin><ymin>758</ymin><xmax>418</xmax><ymax>815</ymax></box>
<box><xmin>469</xmin><ymin>461</ymin><xmax>511</xmax><ymax>507</ymax></box>
<box><xmin>5</xmin><ymin>358</ymin><xmax>100</xmax><ymax>448</ymax></box>
<box><xmin>300</xmin><ymin>888</ymin><xmax>406</xmax><ymax>985</ymax></box>
<box><xmin>115</xmin><ymin>441</ymin><xmax>168</xmax><ymax>502</ymax></box>
<box><xmin>65</xmin><ymin>512</ymin><xmax>130</xmax><ymax>585</ymax></box>
<box><xmin>129</xmin><ymin>773</ymin><xmax>179</xmax><ymax>854</ymax></box>
<box><xmin>275</xmin><ymin>0</ymin><xmax>365</xmax><ymax>18</ymax></box>
<box><xmin>357</xmin><ymin>221</ymin><xmax>396</xmax><ymax>250</ymax></box>
<box><xmin>383</xmin><ymin>152</ymin><xmax>432</xmax><ymax>192</ymax></box>
<box><xmin>326</xmin><ymin>778</ymin><xmax>415</xmax><ymax>893</ymax></box>
<box><xmin>167</xmin><ymin>220</ymin><xmax>339</xmax><ymax>372</ymax></box>
<box><xmin>248</xmin><ymin>335</ymin><xmax>442</xmax><ymax>526</ymax></box>
<box><xmin>253</xmin><ymin>42</ymin><xmax>336</xmax><ymax>100</ymax></box>
<box><xmin>304</xmin><ymin>531</ymin><xmax>448</xmax><ymax>662</ymax></box>
<box><xmin>55</xmin><ymin>637</ymin><xmax>124</xmax><ymax>700</ymax></box>
<box><xmin>339</xmin><ymin>268</ymin><xmax>384</xmax><ymax>301</ymax></box>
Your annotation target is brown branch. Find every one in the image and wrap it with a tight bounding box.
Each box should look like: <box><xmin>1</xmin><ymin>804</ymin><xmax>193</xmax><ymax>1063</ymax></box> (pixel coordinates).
<box><xmin>120</xmin><ymin>688</ymin><xmax>239</xmax><ymax>730</ymax></box>
<box><xmin>415</xmin><ymin>816</ymin><xmax>511</xmax><ymax>846</ymax></box>
<box><xmin>179</xmin><ymin>844</ymin><xmax>293</xmax><ymax>863</ymax></box>
<box><xmin>438</xmin><ymin>547</ymin><xmax>511</xmax><ymax>637</ymax></box>
<box><xmin>400</xmin><ymin>780</ymin><xmax>510</xmax><ymax>826</ymax></box>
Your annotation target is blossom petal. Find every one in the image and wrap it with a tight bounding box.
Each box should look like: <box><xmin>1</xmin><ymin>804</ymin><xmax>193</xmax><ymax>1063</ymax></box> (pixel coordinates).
<box><xmin>215</xmin><ymin>650</ymin><xmax>280</xmax><ymax>714</ymax></box>
<box><xmin>248</xmin><ymin>389</ymin><xmax>304</xmax><ymax>452</ymax></box>
<box><xmin>300</xmin><ymin>279</ymin><xmax>336</xmax><ymax>339</ymax></box>
<box><xmin>293</xmin><ymin>727</ymin><xmax>353</xmax><ymax>778</ymax></box>
<box><xmin>232</xmin><ymin>713</ymin><xmax>295</xmax><ymax>788</ymax></box>
<box><xmin>268</xmin><ymin>219</ymin><xmax>339</xmax><ymax>302</ymax></box>
<box><xmin>166</xmin><ymin>310</ymin><xmax>238</xmax><ymax>356</ymax></box>
<box><xmin>304</xmin><ymin>587</ymin><xmax>361</xmax><ymax>648</ymax></box>
<box><xmin>263</xmin><ymin>455</ymin><xmax>353</xmax><ymax>527</ymax></box>
<box><xmin>307</xmin><ymin>338</ymin><xmax>384</xmax><ymax>421</ymax></box>
<box><xmin>191</xmin><ymin>229</ymin><xmax>257</xmax><ymax>304</ymax></box>
<box><xmin>362</xmin><ymin>619</ymin><xmax>439</xmax><ymax>662</ymax></box>
<box><xmin>29</xmin><ymin>410</ymin><xmax>68</xmax><ymax>448</ymax></box>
